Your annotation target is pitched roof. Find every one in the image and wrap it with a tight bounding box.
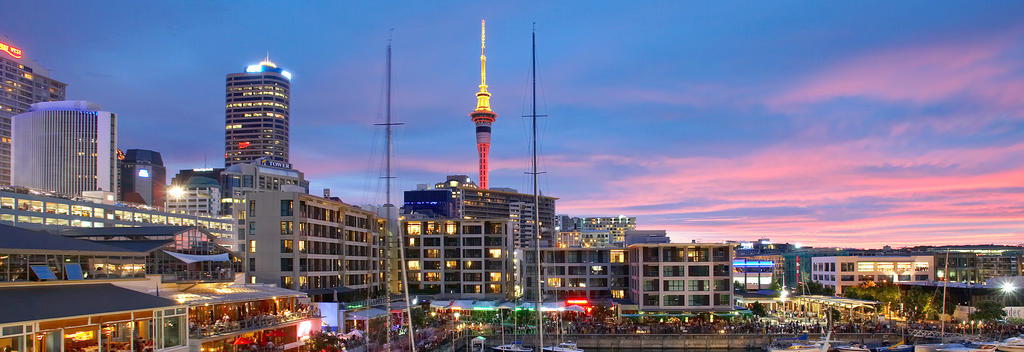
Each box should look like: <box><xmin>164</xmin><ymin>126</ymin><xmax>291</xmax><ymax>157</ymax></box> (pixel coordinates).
<box><xmin>0</xmin><ymin>283</ymin><xmax>180</xmax><ymax>324</ymax></box>
<box><xmin>0</xmin><ymin>224</ymin><xmax>146</xmax><ymax>254</ymax></box>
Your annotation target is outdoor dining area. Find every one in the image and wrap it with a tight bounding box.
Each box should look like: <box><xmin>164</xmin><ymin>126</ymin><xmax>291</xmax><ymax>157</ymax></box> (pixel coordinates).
<box><xmin>198</xmin><ymin>328</ymin><xmax>291</xmax><ymax>352</ymax></box>
<box><xmin>187</xmin><ymin>296</ymin><xmax>318</xmax><ymax>338</ymax></box>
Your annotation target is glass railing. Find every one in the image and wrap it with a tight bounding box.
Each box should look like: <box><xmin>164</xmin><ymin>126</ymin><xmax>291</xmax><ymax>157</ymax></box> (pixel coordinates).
<box><xmin>161</xmin><ymin>269</ymin><xmax>234</xmax><ymax>283</ymax></box>
<box><xmin>189</xmin><ymin>309</ymin><xmax>320</xmax><ymax>338</ymax></box>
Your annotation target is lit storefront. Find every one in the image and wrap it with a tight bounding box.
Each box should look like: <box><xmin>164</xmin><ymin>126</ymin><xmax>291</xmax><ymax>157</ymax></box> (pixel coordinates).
<box><xmin>161</xmin><ymin>284</ymin><xmax>319</xmax><ymax>352</ymax></box>
<box><xmin>0</xmin><ymin>284</ymin><xmax>187</xmax><ymax>352</ymax></box>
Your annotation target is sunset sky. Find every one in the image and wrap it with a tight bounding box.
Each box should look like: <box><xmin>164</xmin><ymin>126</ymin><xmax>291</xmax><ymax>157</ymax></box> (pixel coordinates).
<box><xmin>3</xmin><ymin>1</ymin><xmax>1023</xmax><ymax>247</ymax></box>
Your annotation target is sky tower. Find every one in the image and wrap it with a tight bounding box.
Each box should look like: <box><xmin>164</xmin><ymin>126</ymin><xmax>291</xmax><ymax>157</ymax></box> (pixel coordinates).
<box><xmin>470</xmin><ymin>19</ymin><xmax>496</xmax><ymax>189</ymax></box>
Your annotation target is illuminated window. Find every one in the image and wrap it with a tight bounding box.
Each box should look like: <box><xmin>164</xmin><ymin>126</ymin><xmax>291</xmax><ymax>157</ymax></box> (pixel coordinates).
<box><xmin>425</xmin><ymin>249</ymin><xmax>440</xmax><ymax>258</ymax></box>
<box><xmin>445</xmin><ymin>222</ymin><xmax>457</xmax><ymax>235</ymax></box>
<box><xmin>488</xmin><ymin>249</ymin><xmax>502</xmax><ymax>258</ymax></box>
<box><xmin>406</xmin><ymin>223</ymin><xmax>422</xmax><ymax>235</ymax></box>
<box><xmin>857</xmin><ymin>262</ymin><xmax>875</xmax><ymax>272</ymax></box>
<box><xmin>546</xmin><ymin>277</ymin><xmax>563</xmax><ymax>287</ymax></box>
<box><xmin>425</xmin><ymin>272</ymin><xmax>440</xmax><ymax>281</ymax></box>
<box><xmin>610</xmin><ymin>250</ymin><xmax>626</xmax><ymax>263</ymax></box>
<box><xmin>446</xmin><ymin>260</ymin><xmax>458</xmax><ymax>269</ymax></box>
<box><xmin>407</xmin><ymin>261</ymin><xmax>420</xmax><ymax>270</ymax></box>
<box><xmin>249</xmin><ymin>240</ymin><xmax>256</xmax><ymax>253</ymax></box>
<box><xmin>488</xmin><ymin>272</ymin><xmax>502</xmax><ymax>281</ymax></box>
<box><xmin>611</xmin><ymin>290</ymin><xmax>625</xmax><ymax>299</ymax></box>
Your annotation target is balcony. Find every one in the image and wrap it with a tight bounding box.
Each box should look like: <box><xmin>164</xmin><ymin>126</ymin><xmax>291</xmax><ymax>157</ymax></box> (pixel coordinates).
<box><xmin>189</xmin><ymin>308</ymin><xmax>319</xmax><ymax>339</ymax></box>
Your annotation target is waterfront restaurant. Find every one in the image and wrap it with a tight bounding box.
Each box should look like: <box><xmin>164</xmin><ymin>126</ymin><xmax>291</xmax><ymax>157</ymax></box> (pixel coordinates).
<box><xmin>0</xmin><ymin>284</ymin><xmax>188</xmax><ymax>352</ymax></box>
<box><xmin>160</xmin><ymin>284</ymin><xmax>319</xmax><ymax>352</ymax></box>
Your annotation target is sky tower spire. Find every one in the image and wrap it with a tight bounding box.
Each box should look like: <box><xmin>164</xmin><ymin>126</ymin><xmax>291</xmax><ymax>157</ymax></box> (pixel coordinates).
<box><xmin>470</xmin><ymin>19</ymin><xmax>497</xmax><ymax>189</ymax></box>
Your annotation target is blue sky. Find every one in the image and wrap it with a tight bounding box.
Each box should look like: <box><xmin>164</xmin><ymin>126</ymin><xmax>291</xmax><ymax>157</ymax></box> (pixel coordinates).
<box><xmin>3</xmin><ymin>1</ymin><xmax>1023</xmax><ymax>247</ymax></box>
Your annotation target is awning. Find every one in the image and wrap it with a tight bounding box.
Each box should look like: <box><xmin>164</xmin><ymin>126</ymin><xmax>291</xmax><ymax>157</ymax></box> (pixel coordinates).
<box><xmin>472</xmin><ymin>301</ymin><xmax>497</xmax><ymax>311</ymax></box>
<box><xmin>346</xmin><ymin>308</ymin><xmax>387</xmax><ymax>321</ymax></box>
<box><xmin>163</xmin><ymin>250</ymin><xmax>230</xmax><ymax>264</ymax></box>
<box><xmin>451</xmin><ymin>300</ymin><xmax>475</xmax><ymax>310</ymax></box>
<box><xmin>430</xmin><ymin>300</ymin><xmax>453</xmax><ymax>308</ymax></box>
<box><xmin>497</xmin><ymin>302</ymin><xmax>517</xmax><ymax>309</ymax></box>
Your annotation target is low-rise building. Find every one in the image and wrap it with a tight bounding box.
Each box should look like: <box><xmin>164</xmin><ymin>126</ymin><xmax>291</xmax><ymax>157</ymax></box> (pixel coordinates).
<box><xmin>0</xmin><ymin>187</ymin><xmax>233</xmax><ymax>241</ymax></box>
<box><xmin>810</xmin><ymin>256</ymin><xmax>934</xmax><ymax>295</ymax></box>
<box><xmin>555</xmin><ymin>229</ymin><xmax>612</xmax><ymax>248</ymax></box>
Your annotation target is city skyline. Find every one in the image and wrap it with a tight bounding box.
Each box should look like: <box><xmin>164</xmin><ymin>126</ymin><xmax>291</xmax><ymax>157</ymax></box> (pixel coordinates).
<box><xmin>2</xmin><ymin>1</ymin><xmax>1023</xmax><ymax>247</ymax></box>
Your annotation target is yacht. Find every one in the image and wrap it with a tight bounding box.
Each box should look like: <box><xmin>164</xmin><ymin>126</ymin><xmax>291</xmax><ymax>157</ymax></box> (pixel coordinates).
<box><xmin>493</xmin><ymin>343</ymin><xmax>532</xmax><ymax>352</ymax></box>
<box><xmin>543</xmin><ymin>342</ymin><xmax>584</xmax><ymax>352</ymax></box>
<box><xmin>836</xmin><ymin>344</ymin><xmax>872</xmax><ymax>352</ymax></box>
<box><xmin>996</xmin><ymin>337</ymin><xmax>1024</xmax><ymax>352</ymax></box>
<box><xmin>916</xmin><ymin>344</ymin><xmax>965</xmax><ymax>352</ymax></box>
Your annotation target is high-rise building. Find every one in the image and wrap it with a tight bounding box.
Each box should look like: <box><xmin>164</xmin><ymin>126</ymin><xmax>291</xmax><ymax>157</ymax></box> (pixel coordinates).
<box><xmin>225</xmin><ymin>57</ymin><xmax>291</xmax><ymax>166</ymax></box>
<box><xmin>469</xmin><ymin>20</ymin><xmax>496</xmax><ymax>190</ymax></box>
<box><xmin>404</xmin><ymin>175</ymin><xmax>557</xmax><ymax>248</ymax></box>
<box><xmin>0</xmin><ymin>37</ymin><xmax>67</xmax><ymax>186</ymax></box>
<box><xmin>118</xmin><ymin>149</ymin><xmax>166</xmax><ymax>206</ymax></box>
<box><xmin>12</xmin><ymin>101</ymin><xmax>116</xmax><ymax>196</ymax></box>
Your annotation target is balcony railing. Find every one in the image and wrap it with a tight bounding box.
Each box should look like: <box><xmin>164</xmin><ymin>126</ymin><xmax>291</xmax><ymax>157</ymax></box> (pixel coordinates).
<box><xmin>162</xmin><ymin>269</ymin><xmax>234</xmax><ymax>283</ymax></box>
<box><xmin>189</xmin><ymin>309</ymin><xmax>320</xmax><ymax>339</ymax></box>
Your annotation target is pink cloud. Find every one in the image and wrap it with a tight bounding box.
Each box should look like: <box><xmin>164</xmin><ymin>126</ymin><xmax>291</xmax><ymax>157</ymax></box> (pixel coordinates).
<box><xmin>770</xmin><ymin>36</ymin><xmax>1022</xmax><ymax>108</ymax></box>
<box><xmin>555</xmin><ymin>139</ymin><xmax>1024</xmax><ymax>248</ymax></box>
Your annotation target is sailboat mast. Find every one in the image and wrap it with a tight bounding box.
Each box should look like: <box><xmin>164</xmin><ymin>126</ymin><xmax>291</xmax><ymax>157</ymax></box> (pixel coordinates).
<box><xmin>941</xmin><ymin>250</ymin><xmax>949</xmax><ymax>337</ymax></box>
<box><xmin>384</xmin><ymin>37</ymin><xmax>393</xmax><ymax>351</ymax></box>
<box><xmin>388</xmin><ymin>37</ymin><xmax>418</xmax><ymax>352</ymax></box>
<box><xmin>530</xmin><ymin>25</ymin><xmax>545</xmax><ymax>352</ymax></box>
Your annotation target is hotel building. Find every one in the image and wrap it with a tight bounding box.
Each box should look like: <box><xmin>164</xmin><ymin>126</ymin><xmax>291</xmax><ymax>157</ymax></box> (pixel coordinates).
<box><xmin>225</xmin><ymin>58</ymin><xmax>291</xmax><ymax>166</ymax></box>
<box><xmin>400</xmin><ymin>218</ymin><xmax>516</xmax><ymax>300</ymax></box>
<box><xmin>810</xmin><ymin>256</ymin><xmax>934</xmax><ymax>295</ymax></box>
<box><xmin>0</xmin><ymin>37</ymin><xmax>67</xmax><ymax>186</ymax></box>
<box><xmin>12</xmin><ymin>101</ymin><xmax>117</xmax><ymax>196</ymax></box>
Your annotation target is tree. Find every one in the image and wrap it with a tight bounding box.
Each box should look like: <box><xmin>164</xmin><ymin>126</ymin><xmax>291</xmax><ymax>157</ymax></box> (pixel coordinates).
<box><xmin>901</xmin><ymin>287</ymin><xmax>935</xmax><ymax>322</ymax></box>
<box><xmin>305</xmin><ymin>332</ymin><xmax>343</xmax><ymax>352</ymax></box>
<box><xmin>970</xmin><ymin>300</ymin><xmax>1006</xmax><ymax>322</ymax></box>
<box><xmin>804</xmin><ymin>281</ymin><xmax>835</xmax><ymax>296</ymax></box>
<box><xmin>750</xmin><ymin>302</ymin><xmax>768</xmax><ymax>317</ymax></box>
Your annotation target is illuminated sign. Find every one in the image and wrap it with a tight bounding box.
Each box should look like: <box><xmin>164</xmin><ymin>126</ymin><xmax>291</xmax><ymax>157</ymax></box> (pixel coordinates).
<box><xmin>238</xmin><ymin>141</ymin><xmax>250</xmax><ymax>149</ymax></box>
<box><xmin>0</xmin><ymin>42</ymin><xmax>23</xmax><ymax>59</ymax></box>
<box><xmin>138</xmin><ymin>169</ymin><xmax>150</xmax><ymax>178</ymax></box>
<box><xmin>566</xmin><ymin>298</ymin><xmax>589</xmax><ymax>305</ymax></box>
<box><xmin>296</xmin><ymin>320</ymin><xmax>313</xmax><ymax>339</ymax></box>
<box><xmin>257</xmin><ymin>158</ymin><xmax>291</xmax><ymax>169</ymax></box>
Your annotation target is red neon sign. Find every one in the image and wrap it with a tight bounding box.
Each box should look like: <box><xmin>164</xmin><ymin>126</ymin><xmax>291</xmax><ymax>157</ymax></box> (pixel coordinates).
<box><xmin>566</xmin><ymin>299</ymin><xmax>589</xmax><ymax>305</ymax></box>
<box><xmin>0</xmin><ymin>42</ymin><xmax>23</xmax><ymax>59</ymax></box>
<box><xmin>238</xmin><ymin>141</ymin><xmax>251</xmax><ymax>149</ymax></box>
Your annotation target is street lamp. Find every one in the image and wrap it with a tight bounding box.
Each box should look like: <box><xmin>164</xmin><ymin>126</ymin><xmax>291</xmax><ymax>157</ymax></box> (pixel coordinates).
<box><xmin>1001</xmin><ymin>282</ymin><xmax>1016</xmax><ymax>294</ymax></box>
<box><xmin>168</xmin><ymin>186</ymin><xmax>185</xmax><ymax>200</ymax></box>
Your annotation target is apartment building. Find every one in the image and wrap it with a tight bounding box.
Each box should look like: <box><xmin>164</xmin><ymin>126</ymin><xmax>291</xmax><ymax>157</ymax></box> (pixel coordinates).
<box><xmin>628</xmin><ymin>243</ymin><xmax>734</xmax><ymax>312</ymax></box>
<box><xmin>238</xmin><ymin>191</ymin><xmax>384</xmax><ymax>302</ymax></box>
<box><xmin>522</xmin><ymin>247</ymin><xmax>630</xmax><ymax>301</ymax></box>
<box><xmin>400</xmin><ymin>218</ymin><xmax>515</xmax><ymax>300</ymax></box>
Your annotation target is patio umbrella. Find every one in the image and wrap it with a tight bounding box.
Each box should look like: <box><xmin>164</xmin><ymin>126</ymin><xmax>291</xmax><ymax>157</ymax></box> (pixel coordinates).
<box><xmin>232</xmin><ymin>337</ymin><xmax>254</xmax><ymax>345</ymax></box>
<box><xmin>564</xmin><ymin>305</ymin><xmax>586</xmax><ymax>313</ymax></box>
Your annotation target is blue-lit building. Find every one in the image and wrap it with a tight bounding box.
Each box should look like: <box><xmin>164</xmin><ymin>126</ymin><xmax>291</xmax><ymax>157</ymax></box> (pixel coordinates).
<box><xmin>403</xmin><ymin>188</ymin><xmax>458</xmax><ymax>218</ymax></box>
<box><xmin>225</xmin><ymin>57</ymin><xmax>291</xmax><ymax>166</ymax></box>
<box><xmin>733</xmin><ymin>258</ymin><xmax>777</xmax><ymax>291</ymax></box>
